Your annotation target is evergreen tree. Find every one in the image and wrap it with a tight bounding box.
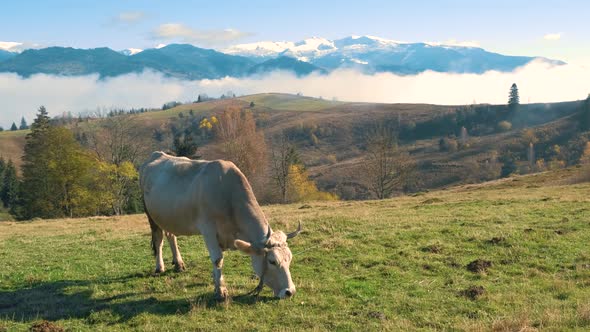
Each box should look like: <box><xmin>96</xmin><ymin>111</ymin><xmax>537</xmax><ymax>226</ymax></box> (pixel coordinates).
<box><xmin>1</xmin><ymin>160</ymin><xmax>19</xmax><ymax>213</ymax></box>
<box><xmin>10</xmin><ymin>122</ymin><xmax>17</xmax><ymax>131</ymax></box>
<box><xmin>0</xmin><ymin>157</ymin><xmax>5</xmax><ymax>199</ymax></box>
<box><xmin>21</xmin><ymin>124</ymin><xmax>100</xmax><ymax>219</ymax></box>
<box><xmin>19</xmin><ymin>117</ymin><xmax>28</xmax><ymax>130</ymax></box>
<box><xmin>21</xmin><ymin>106</ymin><xmax>54</xmax><ymax>218</ymax></box>
<box><xmin>0</xmin><ymin>126</ymin><xmax>4</xmax><ymax>132</ymax></box>
<box><xmin>508</xmin><ymin>83</ymin><xmax>520</xmax><ymax>115</ymax></box>
<box><xmin>581</xmin><ymin>94</ymin><xmax>590</xmax><ymax>131</ymax></box>
<box><xmin>172</xmin><ymin>133</ymin><xmax>199</xmax><ymax>158</ymax></box>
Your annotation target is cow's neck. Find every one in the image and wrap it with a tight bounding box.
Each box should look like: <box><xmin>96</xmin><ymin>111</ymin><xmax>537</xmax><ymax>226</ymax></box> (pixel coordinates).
<box><xmin>237</xmin><ymin>200</ymin><xmax>270</xmax><ymax>245</ymax></box>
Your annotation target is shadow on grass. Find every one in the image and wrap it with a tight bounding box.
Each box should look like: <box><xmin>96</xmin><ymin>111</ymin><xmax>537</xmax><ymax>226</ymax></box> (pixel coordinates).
<box><xmin>0</xmin><ymin>272</ymin><xmax>272</xmax><ymax>324</ymax></box>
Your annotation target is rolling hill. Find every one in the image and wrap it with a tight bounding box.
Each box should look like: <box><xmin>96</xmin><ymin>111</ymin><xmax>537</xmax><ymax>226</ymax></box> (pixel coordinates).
<box><xmin>1</xmin><ymin>169</ymin><xmax>589</xmax><ymax>330</ymax></box>
<box><xmin>1</xmin><ymin>93</ymin><xmax>586</xmax><ymax>199</ymax></box>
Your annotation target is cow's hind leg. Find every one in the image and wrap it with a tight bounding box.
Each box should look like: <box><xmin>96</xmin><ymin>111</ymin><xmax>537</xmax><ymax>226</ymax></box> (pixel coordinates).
<box><xmin>201</xmin><ymin>225</ymin><xmax>228</xmax><ymax>300</ymax></box>
<box><xmin>166</xmin><ymin>233</ymin><xmax>186</xmax><ymax>272</ymax></box>
<box><xmin>148</xmin><ymin>214</ymin><xmax>166</xmax><ymax>273</ymax></box>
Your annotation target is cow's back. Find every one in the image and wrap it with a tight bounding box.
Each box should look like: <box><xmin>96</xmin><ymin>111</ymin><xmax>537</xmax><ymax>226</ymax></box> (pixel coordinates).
<box><xmin>141</xmin><ymin>152</ymin><xmax>223</xmax><ymax>235</ymax></box>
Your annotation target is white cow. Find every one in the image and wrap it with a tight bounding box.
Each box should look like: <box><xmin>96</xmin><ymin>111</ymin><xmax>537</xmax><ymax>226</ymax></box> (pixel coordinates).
<box><xmin>140</xmin><ymin>151</ymin><xmax>301</xmax><ymax>299</ymax></box>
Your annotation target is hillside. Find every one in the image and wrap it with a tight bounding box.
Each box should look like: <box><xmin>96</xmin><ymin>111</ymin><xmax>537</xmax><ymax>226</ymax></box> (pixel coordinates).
<box><xmin>1</xmin><ymin>93</ymin><xmax>587</xmax><ymax>199</ymax></box>
<box><xmin>1</xmin><ymin>174</ymin><xmax>590</xmax><ymax>330</ymax></box>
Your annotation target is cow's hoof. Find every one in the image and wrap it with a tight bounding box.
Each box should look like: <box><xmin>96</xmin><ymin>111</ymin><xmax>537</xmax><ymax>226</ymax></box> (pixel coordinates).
<box><xmin>174</xmin><ymin>261</ymin><xmax>186</xmax><ymax>272</ymax></box>
<box><xmin>215</xmin><ymin>287</ymin><xmax>229</xmax><ymax>301</ymax></box>
<box><xmin>154</xmin><ymin>267</ymin><xmax>165</xmax><ymax>274</ymax></box>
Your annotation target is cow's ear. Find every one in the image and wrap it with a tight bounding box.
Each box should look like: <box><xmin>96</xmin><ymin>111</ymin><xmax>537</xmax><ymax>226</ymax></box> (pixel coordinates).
<box><xmin>235</xmin><ymin>240</ymin><xmax>259</xmax><ymax>255</ymax></box>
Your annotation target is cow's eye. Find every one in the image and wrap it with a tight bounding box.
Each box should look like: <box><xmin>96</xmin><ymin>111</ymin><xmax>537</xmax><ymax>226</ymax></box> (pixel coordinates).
<box><xmin>268</xmin><ymin>259</ymin><xmax>277</xmax><ymax>265</ymax></box>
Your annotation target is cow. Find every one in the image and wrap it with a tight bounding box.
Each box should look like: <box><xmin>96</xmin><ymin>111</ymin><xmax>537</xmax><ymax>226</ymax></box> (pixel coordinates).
<box><xmin>140</xmin><ymin>151</ymin><xmax>301</xmax><ymax>299</ymax></box>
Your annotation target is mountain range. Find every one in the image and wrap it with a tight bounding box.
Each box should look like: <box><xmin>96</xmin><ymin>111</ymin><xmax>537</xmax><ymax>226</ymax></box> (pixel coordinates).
<box><xmin>0</xmin><ymin>35</ymin><xmax>564</xmax><ymax>79</ymax></box>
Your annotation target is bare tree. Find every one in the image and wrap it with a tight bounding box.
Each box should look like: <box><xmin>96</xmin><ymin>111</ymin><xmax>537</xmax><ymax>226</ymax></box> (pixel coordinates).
<box><xmin>84</xmin><ymin>116</ymin><xmax>150</xmax><ymax>166</ymax></box>
<box><xmin>363</xmin><ymin>126</ymin><xmax>415</xmax><ymax>199</ymax></box>
<box><xmin>80</xmin><ymin>116</ymin><xmax>149</xmax><ymax>215</ymax></box>
<box><xmin>270</xmin><ymin>132</ymin><xmax>300</xmax><ymax>203</ymax></box>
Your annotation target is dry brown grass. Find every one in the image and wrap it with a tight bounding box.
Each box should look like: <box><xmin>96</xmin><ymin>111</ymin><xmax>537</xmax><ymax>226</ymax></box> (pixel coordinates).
<box><xmin>0</xmin><ymin>130</ymin><xmax>27</xmax><ymax>171</ymax></box>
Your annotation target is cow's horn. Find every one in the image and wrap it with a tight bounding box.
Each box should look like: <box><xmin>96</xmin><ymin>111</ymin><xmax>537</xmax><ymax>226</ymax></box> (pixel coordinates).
<box><xmin>265</xmin><ymin>225</ymin><xmax>272</xmax><ymax>240</ymax></box>
<box><xmin>286</xmin><ymin>221</ymin><xmax>302</xmax><ymax>239</ymax></box>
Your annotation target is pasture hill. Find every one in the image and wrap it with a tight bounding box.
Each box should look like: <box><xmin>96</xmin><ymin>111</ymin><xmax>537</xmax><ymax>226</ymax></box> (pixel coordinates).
<box><xmin>1</xmin><ymin>168</ymin><xmax>590</xmax><ymax>330</ymax></box>
<box><xmin>0</xmin><ymin>93</ymin><xmax>589</xmax><ymax>201</ymax></box>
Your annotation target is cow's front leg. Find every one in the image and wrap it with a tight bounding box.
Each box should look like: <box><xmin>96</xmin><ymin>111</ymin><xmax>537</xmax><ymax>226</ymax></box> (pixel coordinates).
<box><xmin>202</xmin><ymin>229</ymin><xmax>228</xmax><ymax>300</ymax></box>
<box><xmin>166</xmin><ymin>233</ymin><xmax>185</xmax><ymax>272</ymax></box>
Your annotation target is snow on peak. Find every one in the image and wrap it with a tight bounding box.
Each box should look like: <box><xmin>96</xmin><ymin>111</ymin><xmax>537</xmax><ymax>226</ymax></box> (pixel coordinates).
<box><xmin>120</xmin><ymin>48</ymin><xmax>143</xmax><ymax>56</ymax></box>
<box><xmin>224</xmin><ymin>41</ymin><xmax>296</xmax><ymax>57</ymax></box>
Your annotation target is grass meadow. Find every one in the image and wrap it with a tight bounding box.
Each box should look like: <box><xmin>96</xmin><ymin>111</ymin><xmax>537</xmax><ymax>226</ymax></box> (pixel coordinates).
<box><xmin>1</xmin><ymin>177</ymin><xmax>590</xmax><ymax>331</ymax></box>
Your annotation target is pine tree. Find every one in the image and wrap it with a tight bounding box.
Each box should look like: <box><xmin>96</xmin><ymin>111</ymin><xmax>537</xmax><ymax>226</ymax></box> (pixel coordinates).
<box><xmin>21</xmin><ymin>124</ymin><xmax>99</xmax><ymax>218</ymax></box>
<box><xmin>19</xmin><ymin>117</ymin><xmax>28</xmax><ymax>130</ymax></box>
<box><xmin>581</xmin><ymin>94</ymin><xmax>590</xmax><ymax>131</ymax></box>
<box><xmin>0</xmin><ymin>157</ymin><xmax>5</xmax><ymax>199</ymax></box>
<box><xmin>10</xmin><ymin>122</ymin><xmax>17</xmax><ymax>131</ymax></box>
<box><xmin>1</xmin><ymin>160</ymin><xmax>19</xmax><ymax>213</ymax></box>
<box><xmin>508</xmin><ymin>83</ymin><xmax>520</xmax><ymax>115</ymax></box>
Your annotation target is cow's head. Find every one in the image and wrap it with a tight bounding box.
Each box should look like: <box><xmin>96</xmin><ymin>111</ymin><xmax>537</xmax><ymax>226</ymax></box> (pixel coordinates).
<box><xmin>235</xmin><ymin>222</ymin><xmax>301</xmax><ymax>299</ymax></box>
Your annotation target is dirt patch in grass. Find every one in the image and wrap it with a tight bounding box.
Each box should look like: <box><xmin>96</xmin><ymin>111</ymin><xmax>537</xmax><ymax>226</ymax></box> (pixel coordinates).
<box><xmin>487</xmin><ymin>237</ymin><xmax>507</xmax><ymax>245</ymax></box>
<box><xmin>467</xmin><ymin>259</ymin><xmax>492</xmax><ymax>273</ymax></box>
<box><xmin>30</xmin><ymin>320</ymin><xmax>64</xmax><ymax>332</ymax></box>
<box><xmin>367</xmin><ymin>311</ymin><xmax>386</xmax><ymax>320</ymax></box>
<box><xmin>421</xmin><ymin>244</ymin><xmax>443</xmax><ymax>253</ymax></box>
<box><xmin>461</xmin><ymin>285</ymin><xmax>486</xmax><ymax>300</ymax></box>
<box><xmin>298</xmin><ymin>204</ymin><xmax>312</xmax><ymax>209</ymax></box>
<box><xmin>420</xmin><ymin>198</ymin><xmax>443</xmax><ymax>204</ymax></box>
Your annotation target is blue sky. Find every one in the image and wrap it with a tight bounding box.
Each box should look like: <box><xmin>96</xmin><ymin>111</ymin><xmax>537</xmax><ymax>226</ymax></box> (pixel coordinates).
<box><xmin>1</xmin><ymin>0</ymin><xmax>589</xmax><ymax>63</ymax></box>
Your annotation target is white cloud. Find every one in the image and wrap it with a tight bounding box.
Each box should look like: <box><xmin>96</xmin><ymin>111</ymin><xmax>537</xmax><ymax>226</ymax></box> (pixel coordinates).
<box><xmin>152</xmin><ymin>23</ymin><xmax>252</xmax><ymax>46</ymax></box>
<box><xmin>111</xmin><ymin>11</ymin><xmax>146</xmax><ymax>25</ymax></box>
<box><xmin>544</xmin><ymin>33</ymin><xmax>562</xmax><ymax>41</ymax></box>
<box><xmin>1</xmin><ymin>61</ymin><xmax>589</xmax><ymax>128</ymax></box>
<box><xmin>0</xmin><ymin>41</ymin><xmax>44</xmax><ymax>52</ymax></box>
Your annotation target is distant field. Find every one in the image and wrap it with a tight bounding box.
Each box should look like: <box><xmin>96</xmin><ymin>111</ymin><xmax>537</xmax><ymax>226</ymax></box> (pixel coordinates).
<box><xmin>0</xmin><ymin>130</ymin><xmax>28</xmax><ymax>170</ymax></box>
<box><xmin>0</xmin><ymin>94</ymin><xmax>584</xmax><ymax>198</ymax></box>
<box><xmin>1</xmin><ymin>175</ymin><xmax>590</xmax><ymax>331</ymax></box>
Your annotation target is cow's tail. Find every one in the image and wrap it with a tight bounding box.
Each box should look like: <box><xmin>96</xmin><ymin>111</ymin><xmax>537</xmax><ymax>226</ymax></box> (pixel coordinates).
<box><xmin>143</xmin><ymin>196</ymin><xmax>160</xmax><ymax>257</ymax></box>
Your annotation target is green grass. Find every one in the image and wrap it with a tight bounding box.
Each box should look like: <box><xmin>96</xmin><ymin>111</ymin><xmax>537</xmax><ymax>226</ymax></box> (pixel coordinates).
<box><xmin>1</xmin><ymin>182</ymin><xmax>590</xmax><ymax>331</ymax></box>
<box><xmin>134</xmin><ymin>93</ymin><xmax>342</xmax><ymax>122</ymax></box>
<box><xmin>0</xmin><ymin>130</ymin><xmax>29</xmax><ymax>138</ymax></box>
<box><xmin>235</xmin><ymin>93</ymin><xmax>343</xmax><ymax>111</ymax></box>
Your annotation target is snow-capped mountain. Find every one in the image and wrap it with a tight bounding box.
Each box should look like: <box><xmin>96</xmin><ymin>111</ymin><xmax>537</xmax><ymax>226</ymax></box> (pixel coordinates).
<box><xmin>0</xmin><ymin>35</ymin><xmax>565</xmax><ymax>78</ymax></box>
<box><xmin>119</xmin><ymin>48</ymin><xmax>143</xmax><ymax>56</ymax></box>
<box><xmin>225</xmin><ymin>35</ymin><xmax>564</xmax><ymax>74</ymax></box>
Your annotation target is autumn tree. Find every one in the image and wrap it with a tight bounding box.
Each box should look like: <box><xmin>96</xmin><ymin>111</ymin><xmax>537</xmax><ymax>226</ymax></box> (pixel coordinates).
<box><xmin>214</xmin><ymin>107</ymin><xmax>267</xmax><ymax>179</ymax></box>
<box><xmin>21</xmin><ymin>125</ymin><xmax>103</xmax><ymax>218</ymax></box>
<box><xmin>363</xmin><ymin>126</ymin><xmax>416</xmax><ymax>199</ymax></box>
<box><xmin>80</xmin><ymin>116</ymin><xmax>144</xmax><ymax>214</ymax></box>
<box><xmin>286</xmin><ymin>164</ymin><xmax>338</xmax><ymax>202</ymax></box>
<box><xmin>20</xmin><ymin>107</ymin><xmax>111</xmax><ymax>219</ymax></box>
<box><xmin>270</xmin><ymin>133</ymin><xmax>300</xmax><ymax>203</ymax></box>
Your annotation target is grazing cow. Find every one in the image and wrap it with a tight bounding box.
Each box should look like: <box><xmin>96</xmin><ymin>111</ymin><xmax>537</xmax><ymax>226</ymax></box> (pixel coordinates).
<box><xmin>140</xmin><ymin>151</ymin><xmax>301</xmax><ymax>299</ymax></box>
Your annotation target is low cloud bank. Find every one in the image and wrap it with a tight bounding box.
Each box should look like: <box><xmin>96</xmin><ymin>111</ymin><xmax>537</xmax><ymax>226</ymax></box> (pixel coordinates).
<box><xmin>1</xmin><ymin>60</ymin><xmax>589</xmax><ymax>128</ymax></box>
